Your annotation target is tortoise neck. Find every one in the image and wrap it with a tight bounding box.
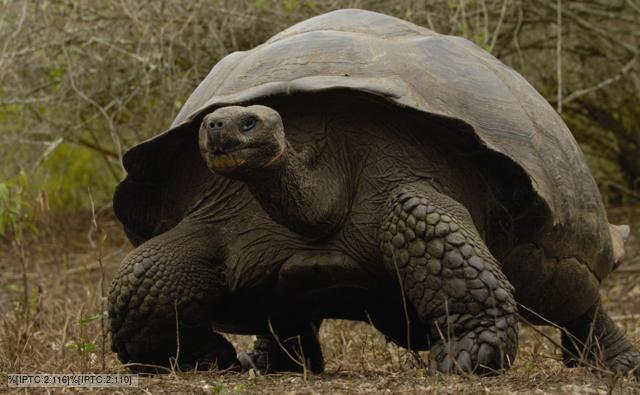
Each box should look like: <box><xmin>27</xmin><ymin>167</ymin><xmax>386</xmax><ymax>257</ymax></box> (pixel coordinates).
<box><xmin>243</xmin><ymin>140</ymin><xmax>349</xmax><ymax>239</ymax></box>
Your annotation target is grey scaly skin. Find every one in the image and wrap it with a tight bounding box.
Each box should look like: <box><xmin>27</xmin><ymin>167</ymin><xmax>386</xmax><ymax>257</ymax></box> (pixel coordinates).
<box><xmin>379</xmin><ymin>184</ymin><xmax>517</xmax><ymax>373</ymax></box>
<box><xmin>562</xmin><ymin>303</ymin><xmax>640</xmax><ymax>376</ymax></box>
<box><xmin>108</xmin><ymin>222</ymin><xmax>239</xmax><ymax>372</ymax></box>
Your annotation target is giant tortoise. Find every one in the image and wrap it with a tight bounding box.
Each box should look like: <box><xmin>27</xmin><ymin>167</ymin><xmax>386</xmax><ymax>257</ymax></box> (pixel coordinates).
<box><xmin>108</xmin><ymin>9</ymin><xmax>639</xmax><ymax>377</ymax></box>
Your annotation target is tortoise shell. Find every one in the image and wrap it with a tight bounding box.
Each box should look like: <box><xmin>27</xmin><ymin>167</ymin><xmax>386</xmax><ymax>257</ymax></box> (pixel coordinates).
<box><xmin>114</xmin><ymin>9</ymin><xmax>611</xmax><ymax>282</ymax></box>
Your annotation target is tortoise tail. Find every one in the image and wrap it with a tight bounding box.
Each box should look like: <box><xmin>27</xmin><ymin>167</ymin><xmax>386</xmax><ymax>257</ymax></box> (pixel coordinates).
<box><xmin>609</xmin><ymin>223</ymin><xmax>630</xmax><ymax>271</ymax></box>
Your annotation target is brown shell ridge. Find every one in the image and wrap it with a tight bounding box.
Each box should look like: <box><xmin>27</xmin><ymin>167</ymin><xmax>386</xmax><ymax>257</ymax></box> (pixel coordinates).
<box><xmin>268</xmin><ymin>28</ymin><xmax>438</xmax><ymax>45</ymax></box>
<box><xmin>266</xmin><ymin>9</ymin><xmax>437</xmax><ymax>43</ymax></box>
<box><xmin>441</xmin><ymin>36</ymin><xmax>562</xmax><ymax>222</ymax></box>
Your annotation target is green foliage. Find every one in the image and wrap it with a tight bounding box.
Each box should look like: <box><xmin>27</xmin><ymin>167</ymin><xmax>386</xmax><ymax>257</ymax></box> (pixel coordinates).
<box><xmin>8</xmin><ymin>285</ymin><xmax>40</xmax><ymax>314</ymax></box>
<box><xmin>38</xmin><ymin>143</ymin><xmax>115</xmax><ymax>210</ymax></box>
<box><xmin>66</xmin><ymin>312</ymin><xmax>109</xmax><ymax>358</ymax></box>
<box><xmin>0</xmin><ymin>172</ymin><xmax>37</xmax><ymax>241</ymax></box>
<box><xmin>0</xmin><ymin>142</ymin><xmax>114</xmax><ymax>220</ymax></box>
<box><xmin>66</xmin><ymin>340</ymin><xmax>96</xmax><ymax>353</ymax></box>
<box><xmin>0</xmin><ymin>0</ymin><xmax>637</xmax><ymax>207</ymax></box>
<box><xmin>471</xmin><ymin>33</ymin><xmax>491</xmax><ymax>52</ymax></box>
<box><xmin>283</xmin><ymin>0</ymin><xmax>300</xmax><ymax>13</ymax></box>
<box><xmin>79</xmin><ymin>311</ymin><xmax>107</xmax><ymax>325</ymax></box>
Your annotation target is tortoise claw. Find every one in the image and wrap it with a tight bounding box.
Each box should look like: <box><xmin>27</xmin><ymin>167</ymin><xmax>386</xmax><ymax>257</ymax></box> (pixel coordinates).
<box><xmin>237</xmin><ymin>351</ymin><xmax>261</xmax><ymax>372</ymax></box>
<box><xmin>607</xmin><ymin>349</ymin><xmax>640</xmax><ymax>381</ymax></box>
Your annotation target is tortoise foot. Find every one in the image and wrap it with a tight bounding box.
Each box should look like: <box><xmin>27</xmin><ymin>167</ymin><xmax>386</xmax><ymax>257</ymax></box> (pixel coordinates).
<box><xmin>120</xmin><ymin>327</ymin><xmax>240</xmax><ymax>374</ymax></box>
<box><xmin>239</xmin><ymin>325</ymin><xmax>324</xmax><ymax>374</ymax></box>
<box><xmin>607</xmin><ymin>349</ymin><xmax>640</xmax><ymax>380</ymax></box>
<box><xmin>562</xmin><ymin>302</ymin><xmax>640</xmax><ymax>380</ymax></box>
<box><xmin>237</xmin><ymin>348</ymin><xmax>307</xmax><ymax>374</ymax></box>
<box><xmin>174</xmin><ymin>335</ymin><xmax>241</xmax><ymax>372</ymax></box>
<box><xmin>429</xmin><ymin>325</ymin><xmax>514</xmax><ymax>375</ymax></box>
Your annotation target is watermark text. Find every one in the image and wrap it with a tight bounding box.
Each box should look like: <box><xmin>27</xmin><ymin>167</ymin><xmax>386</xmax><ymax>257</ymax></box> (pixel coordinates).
<box><xmin>8</xmin><ymin>374</ymin><xmax>138</xmax><ymax>388</ymax></box>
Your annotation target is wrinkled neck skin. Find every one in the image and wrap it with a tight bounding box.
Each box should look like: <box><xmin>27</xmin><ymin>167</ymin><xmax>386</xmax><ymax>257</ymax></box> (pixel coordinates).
<box><xmin>178</xmin><ymin>176</ymin><xmax>301</xmax><ymax>292</ymax></box>
<box><xmin>243</xmin><ymin>140</ymin><xmax>351</xmax><ymax>240</ymax></box>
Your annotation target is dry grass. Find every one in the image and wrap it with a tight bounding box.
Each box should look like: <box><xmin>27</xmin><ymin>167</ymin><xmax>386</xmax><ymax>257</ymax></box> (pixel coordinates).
<box><xmin>1</xmin><ymin>207</ymin><xmax>639</xmax><ymax>394</ymax></box>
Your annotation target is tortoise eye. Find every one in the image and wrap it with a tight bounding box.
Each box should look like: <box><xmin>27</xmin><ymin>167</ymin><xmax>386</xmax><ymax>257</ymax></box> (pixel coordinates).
<box><xmin>242</xmin><ymin>117</ymin><xmax>257</xmax><ymax>132</ymax></box>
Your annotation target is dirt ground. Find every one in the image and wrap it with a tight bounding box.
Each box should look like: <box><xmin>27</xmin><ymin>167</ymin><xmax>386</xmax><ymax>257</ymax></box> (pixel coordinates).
<box><xmin>1</xmin><ymin>206</ymin><xmax>639</xmax><ymax>394</ymax></box>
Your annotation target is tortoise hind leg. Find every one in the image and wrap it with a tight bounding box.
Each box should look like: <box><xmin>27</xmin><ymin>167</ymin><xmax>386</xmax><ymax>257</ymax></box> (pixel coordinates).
<box><xmin>238</xmin><ymin>321</ymin><xmax>323</xmax><ymax>373</ymax></box>
<box><xmin>562</xmin><ymin>301</ymin><xmax>640</xmax><ymax>379</ymax></box>
<box><xmin>379</xmin><ymin>183</ymin><xmax>518</xmax><ymax>375</ymax></box>
<box><xmin>501</xmin><ymin>242</ymin><xmax>639</xmax><ymax>379</ymax></box>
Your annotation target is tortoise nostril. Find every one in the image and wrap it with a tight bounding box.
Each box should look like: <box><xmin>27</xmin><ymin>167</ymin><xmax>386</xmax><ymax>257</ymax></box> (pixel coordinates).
<box><xmin>206</xmin><ymin>121</ymin><xmax>224</xmax><ymax>129</ymax></box>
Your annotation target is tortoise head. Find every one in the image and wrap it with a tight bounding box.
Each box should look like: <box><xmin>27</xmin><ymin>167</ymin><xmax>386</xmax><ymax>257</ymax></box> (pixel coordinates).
<box><xmin>199</xmin><ymin>105</ymin><xmax>286</xmax><ymax>176</ymax></box>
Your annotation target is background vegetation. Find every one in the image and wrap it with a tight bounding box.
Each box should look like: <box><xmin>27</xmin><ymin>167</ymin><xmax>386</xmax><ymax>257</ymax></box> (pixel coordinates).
<box><xmin>0</xmin><ymin>1</ymin><xmax>639</xmax><ymax>394</ymax></box>
<box><xmin>0</xmin><ymin>0</ymin><xmax>639</xmax><ymax>213</ymax></box>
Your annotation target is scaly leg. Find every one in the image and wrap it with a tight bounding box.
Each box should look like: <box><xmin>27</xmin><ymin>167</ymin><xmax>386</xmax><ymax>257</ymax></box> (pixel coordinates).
<box><xmin>109</xmin><ymin>224</ymin><xmax>238</xmax><ymax>373</ymax></box>
<box><xmin>379</xmin><ymin>183</ymin><xmax>518</xmax><ymax>374</ymax></box>
<box><xmin>562</xmin><ymin>301</ymin><xmax>640</xmax><ymax>379</ymax></box>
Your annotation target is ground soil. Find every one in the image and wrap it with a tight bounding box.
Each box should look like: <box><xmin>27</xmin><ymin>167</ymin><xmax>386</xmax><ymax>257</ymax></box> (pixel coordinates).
<box><xmin>1</xmin><ymin>206</ymin><xmax>639</xmax><ymax>394</ymax></box>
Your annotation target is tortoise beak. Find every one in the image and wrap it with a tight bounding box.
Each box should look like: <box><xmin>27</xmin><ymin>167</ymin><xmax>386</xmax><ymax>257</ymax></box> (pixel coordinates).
<box><xmin>199</xmin><ymin>120</ymin><xmax>244</xmax><ymax>154</ymax></box>
<box><xmin>200</xmin><ymin>147</ymin><xmax>258</xmax><ymax>175</ymax></box>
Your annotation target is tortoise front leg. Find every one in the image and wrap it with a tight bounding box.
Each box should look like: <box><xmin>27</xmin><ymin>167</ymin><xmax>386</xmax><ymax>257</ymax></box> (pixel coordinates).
<box><xmin>238</xmin><ymin>251</ymin><xmax>388</xmax><ymax>374</ymax></box>
<box><xmin>379</xmin><ymin>183</ymin><xmax>518</xmax><ymax>374</ymax></box>
<box><xmin>108</xmin><ymin>223</ymin><xmax>239</xmax><ymax>373</ymax></box>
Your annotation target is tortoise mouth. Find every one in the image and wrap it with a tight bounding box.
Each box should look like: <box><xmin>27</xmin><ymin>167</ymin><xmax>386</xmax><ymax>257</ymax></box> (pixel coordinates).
<box><xmin>201</xmin><ymin>144</ymin><xmax>247</xmax><ymax>156</ymax></box>
<box><xmin>201</xmin><ymin>147</ymin><xmax>259</xmax><ymax>173</ymax></box>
